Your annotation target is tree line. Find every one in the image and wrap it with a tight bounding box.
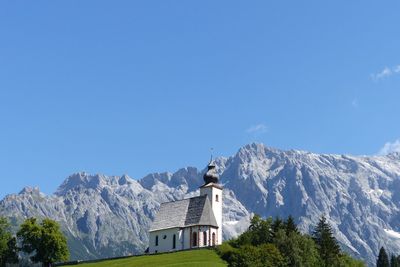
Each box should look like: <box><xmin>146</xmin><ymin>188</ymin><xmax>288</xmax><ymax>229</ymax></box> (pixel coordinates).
<box><xmin>0</xmin><ymin>217</ymin><xmax>69</xmax><ymax>267</ymax></box>
<box><xmin>217</xmin><ymin>214</ymin><xmax>364</xmax><ymax>267</ymax></box>
<box><xmin>376</xmin><ymin>246</ymin><xmax>400</xmax><ymax>267</ymax></box>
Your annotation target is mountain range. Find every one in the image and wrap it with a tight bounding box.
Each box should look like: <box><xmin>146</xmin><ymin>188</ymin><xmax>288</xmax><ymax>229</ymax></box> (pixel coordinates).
<box><xmin>1</xmin><ymin>143</ymin><xmax>400</xmax><ymax>265</ymax></box>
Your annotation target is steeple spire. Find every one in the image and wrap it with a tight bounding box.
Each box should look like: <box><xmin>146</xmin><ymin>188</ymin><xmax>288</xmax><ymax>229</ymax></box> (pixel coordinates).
<box><xmin>203</xmin><ymin>149</ymin><xmax>219</xmax><ymax>184</ymax></box>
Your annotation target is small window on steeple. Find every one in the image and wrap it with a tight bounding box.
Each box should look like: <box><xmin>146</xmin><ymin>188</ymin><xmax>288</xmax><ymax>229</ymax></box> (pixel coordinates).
<box><xmin>216</xmin><ymin>194</ymin><xmax>219</xmax><ymax>202</ymax></box>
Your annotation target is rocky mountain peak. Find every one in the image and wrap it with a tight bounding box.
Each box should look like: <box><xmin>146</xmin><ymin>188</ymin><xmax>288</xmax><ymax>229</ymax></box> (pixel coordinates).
<box><xmin>2</xmin><ymin>144</ymin><xmax>400</xmax><ymax>265</ymax></box>
<box><xmin>18</xmin><ymin>186</ymin><xmax>42</xmax><ymax>196</ymax></box>
<box><xmin>55</xmin><ymin>172</ymin><xmax>109</xmax><ymax>196</ymax></box>
<box><xmin>386</xmin><ymin>152</ymin><xmax>400</xmax><ymax>160</ymax></box>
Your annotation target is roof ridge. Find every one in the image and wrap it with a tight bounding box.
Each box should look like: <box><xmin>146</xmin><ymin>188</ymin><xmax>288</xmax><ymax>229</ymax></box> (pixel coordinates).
<box><xmin>159</xmin><ymin>195</ymin><xmax>206</xmax><ymax>205</ymax></box>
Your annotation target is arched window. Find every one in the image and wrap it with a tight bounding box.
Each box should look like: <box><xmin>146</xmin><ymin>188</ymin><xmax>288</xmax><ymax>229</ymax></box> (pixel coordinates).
<box><xmin>212</xmin><ymin>232</ymin><xmax>216</xmax><ymax>246</ymax></box>
<box><xmin>192</xmin><ymin>232</ymin><xmax>197</xmax><ymax>247</ymax></box>
<box><xmin>203</xmin><ymin>231</ymin><xmax>207</xmax><ymax>246</ymax></box>
<box><xmin>155</xmin><ymin>235</ymin><xmax>159</xmax><ymax>246</ymax></box>
<box><xmin>216</xmin><ymin>194</ymin><xmax>219</xmax><ymax>202</ymax></box>
<box><xmin>172</xmin><ymin>234</ymin><xmax>176</xmax><ymax>249</ymax></box>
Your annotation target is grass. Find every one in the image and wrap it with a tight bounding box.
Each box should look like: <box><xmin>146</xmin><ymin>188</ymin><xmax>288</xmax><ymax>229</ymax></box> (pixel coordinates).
<box><xmin>72</xmin><ymin>249</ymin><xmax>227</xmax><ymax>267</ymax></box>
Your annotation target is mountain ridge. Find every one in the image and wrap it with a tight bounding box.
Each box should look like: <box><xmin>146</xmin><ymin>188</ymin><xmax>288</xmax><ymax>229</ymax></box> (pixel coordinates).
<box><xmin>1</xmin><ymin>143</ymin><xmax>400</xmax><ymax>266</ymax></box>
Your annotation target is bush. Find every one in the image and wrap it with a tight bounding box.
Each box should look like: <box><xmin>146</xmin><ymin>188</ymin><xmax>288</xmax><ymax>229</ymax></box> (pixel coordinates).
<box><xmin>216</xmin><ymin>242</ymin><xmax>238</xmax><ymax>263</ymax></box>
<box><xmin>337</xmin><ymin>253</ymin><xmax>365</xmax><ymax>267</ymax></box>
<box><xmin>217</xmin><ymin>243</ymin><xmax>284</xmax><ymax>267</ymax></box>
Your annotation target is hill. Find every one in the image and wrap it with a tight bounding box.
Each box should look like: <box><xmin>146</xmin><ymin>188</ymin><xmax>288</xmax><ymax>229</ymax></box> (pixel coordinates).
<box><xmin>66</xmin><ymin>249</ymin><xmax>227</xmax><ymax>267</ymax></box>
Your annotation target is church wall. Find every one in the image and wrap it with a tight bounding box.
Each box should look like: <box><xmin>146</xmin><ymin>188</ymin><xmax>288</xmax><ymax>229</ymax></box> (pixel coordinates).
<box><xmin>182</xmin><ymin>225</ymin><xmax>219</xmax><ymax>249</ymax></box>
<box><xmin>150</xmin><ymin>225</ymin><xmax>220</xmax><ymax>253</ymax></box>
<box><xmin>149</xmin><ymin>227</ymin><xmax>180</xmax><ymax>253</ymax></box>
<box><xmin>182</xmin><ymin>226</ymin><xmax>190</xmax><ymax>250</ymax></box>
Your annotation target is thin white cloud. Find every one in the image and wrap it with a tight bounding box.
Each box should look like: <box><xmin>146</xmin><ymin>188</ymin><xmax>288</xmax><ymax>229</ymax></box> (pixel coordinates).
<box><xmin>371</xmin><ymin>65</ymin><xmax>400</xmax><ymax>81</ymax></box>
<box><xmin>246</xmin><ymin>124</ymin><xmax>268</xmax><ymax>134</ymax></box>
<box><xmin>378</xmin><ymin>139</ymin><xmax>400</xmax><ymax>155</ymax></box>
<box><xmin>351</xmin><ymin>98</ymin><xmax>359</xmax><ymax>108</ymax></box>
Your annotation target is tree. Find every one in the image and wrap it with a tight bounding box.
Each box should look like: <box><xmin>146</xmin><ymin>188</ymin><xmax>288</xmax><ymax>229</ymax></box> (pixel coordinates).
<box><xmin>216</xmin><ymin>242</ymin><xmax>238</xmax><ymax>264</ymax></box>
<box><xmin>312</xmin><ymin>216</ymin><xmax>340</xmax><ymax>267</ymax></box>
<box><xmin>236</xmin><ymin>215</ymin><xmax>273</xmax><ymax>246</ymax></box>
<box><xmin>338</xmin><ymin>253</ymin><xmax>365</xmax><ymax>267</ymax></box>
<box><xmin>225</xmin><ymin>244</ymin><xmax>284</xmax><ymax>267</ymax></box>
<box><xmin>17</xmin><ymin>217</ymin><xmax>41</xmax><ymax>261</ymax></box>
<box><xmin>285</xmin><ymin>215</ymin><xmax>299</xmax><ymax>235</ymax></box>
<box><xmin>377</xmin><ymin>247</ymin><xmax>390</xmax><ymax>267</ymax></box>
<box><xmin>390</xmin><ymin>254</ymin><xmax>400</xmax><ymax>267</ymax></box>
<box><xmin>0</xmin><ymin>217</ymin><xmax>18</xmax><ymax>266</ymax></box>
<box><xmin>17</xmin><ymin>218</ymin><xmax>69</xmax><ymax>266</ymax></box>
<box><xmin>218</xmin><ymin>214</ymin><xmax>364</xmax><ymax>267</ymax></box>
<box><xmin>257</xmin><ymin>243</ymin><xmax>285</xmax><ymax>267</ymax></box>
<box><xmin>271</xmin><ymin>217</ymin><xmax>284</xmax><ymax>238</ymax></box>
<box><xmin>273</xmin><ymin>228</ymin><xmax>321</xmax><ymax>267</ymax></box>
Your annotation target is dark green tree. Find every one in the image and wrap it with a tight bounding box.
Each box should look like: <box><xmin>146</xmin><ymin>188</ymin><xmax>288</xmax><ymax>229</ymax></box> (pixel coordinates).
<box><xmin>390</xmin><ymin>254</ymin><xmax>400</xmax><ymax>267</ymax></box>
<box><xmin>225</xmin><ymin>244</ymin><xmax>284</xmax><ymax>267</ymax></box>
<box><xmin>236</xmin><ymin>215</ymin><xmax>273</xmax><ymax>246</ymax></box>
<box><xmin>285</xmin><ymin>215</ymin><xmax>299</xmax><ymax>235</ymax></box>
<box><xmin>17</xmin><ymin>218</ymin><xmax>69</xmax><ymax>266</ymax></box>
<box><xmin>312</xmin><ymin>216</ymin><xmax>340</xmax><ymax>267</ymax></box>
<box><xmin>218</xmin><ymin>214</ymin><xmax>364</xmax><ymax>267</ymax></box>
<box><xmin>377</xmin><ymin>247</ymin><xmax>390</xmax><ymax>267</ymax></box>
<box><xmin>273</xmin><ymin>228</ymin><xmax>321</xmax><ymax>267</ymax></box>
<box><xmin>216</xmin><ymin>242</ymin><xmax>238</xmax><ymax>263</ymax></box>
<box><xmin>0</xmin><ymin>217</ymin><xmax>18</xmax><ymax>266</ymax></box>
<box><xmin>271</xmin><ymin>217</ymin><xmax>284</xmax><ymax>238</ymax></box>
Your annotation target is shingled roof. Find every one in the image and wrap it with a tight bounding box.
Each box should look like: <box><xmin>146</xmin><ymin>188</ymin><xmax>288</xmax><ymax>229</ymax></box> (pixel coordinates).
<box><xmin>149</xmin><ymin>195</ymin><xmax>218</xmax><ymax>232</ymax></box>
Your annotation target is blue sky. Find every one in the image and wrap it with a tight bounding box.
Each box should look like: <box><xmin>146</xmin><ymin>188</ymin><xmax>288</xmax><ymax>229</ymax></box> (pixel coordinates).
<box><xmin>1</xmin><ymin>1</ymin><xmax>400</xmax><ymax>198</ymax></box>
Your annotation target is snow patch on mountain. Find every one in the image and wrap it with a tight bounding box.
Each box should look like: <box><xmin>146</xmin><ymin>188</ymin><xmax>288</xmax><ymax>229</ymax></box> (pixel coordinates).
<box><xmin>385</xmin><ymin>229</ymin><xmax>400</xmax><ymax>239</ymax></box>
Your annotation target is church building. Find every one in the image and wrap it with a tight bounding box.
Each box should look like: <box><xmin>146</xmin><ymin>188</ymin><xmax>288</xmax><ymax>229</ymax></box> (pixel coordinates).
<box><xmin>148</xmin><ymin>160</ymin><xmax>223</xmax><ymax>253</ymax></box>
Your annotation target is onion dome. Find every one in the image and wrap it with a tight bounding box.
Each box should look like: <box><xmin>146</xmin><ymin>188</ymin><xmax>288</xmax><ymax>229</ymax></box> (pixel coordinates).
<box><xmin>203</xmin><ymin>160</ymin><xmax>219</xmax><ymax>184</ymax></box>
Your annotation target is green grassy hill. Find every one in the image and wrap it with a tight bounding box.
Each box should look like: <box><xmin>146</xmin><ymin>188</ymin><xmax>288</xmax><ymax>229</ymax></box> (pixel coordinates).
<box><xmin>69</xmin><ymin>249</ymin><xmax>227</xmax><ymax>267</ymax></box>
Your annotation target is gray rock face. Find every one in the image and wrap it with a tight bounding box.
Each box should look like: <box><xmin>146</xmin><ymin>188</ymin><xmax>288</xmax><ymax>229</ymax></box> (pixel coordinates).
<box><xmin>1</xmin><ymin>143</ymin><xmax>400</xmax><ymax>265</ymax></box>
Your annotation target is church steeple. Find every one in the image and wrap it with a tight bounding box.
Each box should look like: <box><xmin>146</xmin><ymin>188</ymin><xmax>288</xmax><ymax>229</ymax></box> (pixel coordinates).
<box><xmin>199</xmin><ymin>155</ymin><xmax>223</xmax><ymax>245</ymax></box>
<box><xmin>203</xmin><ymin>158</ymin><xmax>219</xmax><ymax>184</ymax></box>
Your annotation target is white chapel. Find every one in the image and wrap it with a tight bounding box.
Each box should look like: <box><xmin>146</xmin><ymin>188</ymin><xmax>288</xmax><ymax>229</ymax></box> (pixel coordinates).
<box><xmin>148</xmin><ymin>160</ymin><xmax>223</xmax><ymax>253</ymax></box>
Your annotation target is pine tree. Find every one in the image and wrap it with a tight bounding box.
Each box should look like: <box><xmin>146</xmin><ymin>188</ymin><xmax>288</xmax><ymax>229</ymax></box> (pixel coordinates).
<box><xmin>390</xmin><ymin>254</ymin><xmax>399</xmax><ymax>267</ymax></box>
<box><xmin>312</xmin><ymin>215</ymin><xmax>340</xmax><ymax>267</ymax></box>
<box><xmin>271</xmin><ymin>217</ymin><xmax>284</xmax><ymax>238</ymax></box>
<box><xmin>377</xmin><ymin>247</ymin><xmax>390</xmax><ymax>267</ymax></box>
<box><xmin>285</xmin><ymin>215</ymin><xmax>298</xmax><ymax>235</ymax></box>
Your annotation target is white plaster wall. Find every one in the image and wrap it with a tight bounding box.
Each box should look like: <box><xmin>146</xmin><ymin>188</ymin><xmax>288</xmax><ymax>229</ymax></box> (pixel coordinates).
<box><xmin>149</xmin><ymin>228</ymin><xmax>180</xmax><ymax>253</ymax></box>
<box><xmin>200</xmin><ymin>186</ymin><xmax>223</xmax><ymax>245</ymax></box>
<box><xmin>149</xmin><ymin>226</ymin><xmax>220</xmax><ymax>253</ymax></box>
<box><xmin>183</xmin><ymin>226</ymin><xmax>218</xmax><ymax>248</ymax></box>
